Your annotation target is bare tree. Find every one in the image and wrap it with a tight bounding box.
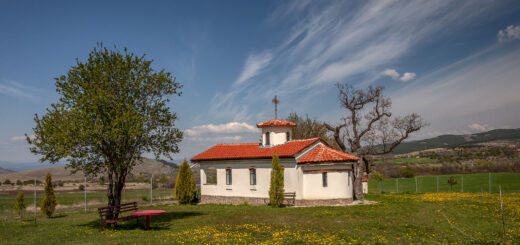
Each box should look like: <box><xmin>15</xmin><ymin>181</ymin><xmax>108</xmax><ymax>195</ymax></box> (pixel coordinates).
<box><xmin>324</xmin><ymin>83</ymin><xmax>428</xmax><ymax>200</ymax></box>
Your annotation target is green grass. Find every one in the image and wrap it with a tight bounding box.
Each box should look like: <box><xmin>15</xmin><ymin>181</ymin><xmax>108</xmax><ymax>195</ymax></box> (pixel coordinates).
<box><xmin>0</xmin><ymin>193</ymin><xmax>519</xmax><ymax>244</ymax></box>
<box><xmin>0</xmin><ymin>189</ymin><xmax>174</xmax><ymax>217</ymax></box>
<box><xmin>368</xmin><ymin>172</ymin><xmax>520</xmax><ymax>194</ymax></box>
<box><xmin>375</xmin><ymin>157</ymin><xmax>436</xmax><ymax>164</ymax></box>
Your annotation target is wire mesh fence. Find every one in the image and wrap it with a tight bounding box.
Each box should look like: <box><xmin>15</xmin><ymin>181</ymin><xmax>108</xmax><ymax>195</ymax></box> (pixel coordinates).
<box><xmin>0</xmin><ymin>182</ymin><xmax>175</xmax><ymax>219</ymax></box>
<box><xmin>368</xmin><ymin>172</ymin><xmax>520</xmax><ymax>194</ymax></box>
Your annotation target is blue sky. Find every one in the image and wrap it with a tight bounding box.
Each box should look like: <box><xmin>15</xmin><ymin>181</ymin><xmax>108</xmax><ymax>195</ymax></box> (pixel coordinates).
<box><xmin>1</xmin><ymin>0</ymin><xmax>520</xmax><ymax>169</ymax></box>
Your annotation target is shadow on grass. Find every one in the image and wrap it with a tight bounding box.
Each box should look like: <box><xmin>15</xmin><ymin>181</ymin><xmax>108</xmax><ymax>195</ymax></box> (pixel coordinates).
<box><xmin>49</xmin><ymin>214</ymin><xmax>68</xmax><ymax>219</ymax></box>
<box><xmin>77</xmin><ymin>211</ymin><xmax>205</xmax><ymax>231</ymax></box>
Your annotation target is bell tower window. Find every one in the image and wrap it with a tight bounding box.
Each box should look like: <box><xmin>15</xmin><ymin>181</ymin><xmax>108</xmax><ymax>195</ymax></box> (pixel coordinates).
<box><xmin>265</xmin><ymin>132</ymin><xmax>270</xmax><ymax>145</ymax></box>
<box><xmin>286</xmin><ymin>132</ymin><xmax>290</xmax><ymax>142</ymax></box>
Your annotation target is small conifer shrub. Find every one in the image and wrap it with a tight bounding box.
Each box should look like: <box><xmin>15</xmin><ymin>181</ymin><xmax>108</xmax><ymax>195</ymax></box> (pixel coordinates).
<box><xmin>14</xmin><ymin>191</ymin><xmax>26</xmax><ymax>220</ymax></box>
<box><xmin>41</xmin><ymin>173</ymin><xmax>57</xmax><ymax>218</ymax></box>
<box><xmin>269</xmin><ymin>153</ymin><xmax>285</xmax><ymax>207</ymax></box>
<box><xmin>175</xmin><ymin>159</ymin><xmax>196</xmax><ymax>204</ymax></box>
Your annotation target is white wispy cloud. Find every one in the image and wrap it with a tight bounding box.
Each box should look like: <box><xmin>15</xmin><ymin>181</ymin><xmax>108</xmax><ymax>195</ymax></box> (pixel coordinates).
<box><xmin>381</xmin><ymin>69</ymin><xmax>416</xmax><ymax>82</ymax></box>
<box><xmin>0</xmin><ymin>80</ymin><xmax>37</xmax><ymax>99</ymax></box>
<box><xmin>381</xmin><ymin>69</ymin><xmax>400</xmax><ymax>80</ymax></box>
<box><xmin>467</xmin><ymin>123</ymin><xmax>493</xmax><ymax>132</ymax></box>
<box><xmin>233</xmin><ymin>53</ymin><xmax>273</xmax><ymax>86</ymax></box>
<box><xmin>184</xmin><ymin>122</ymin><xmax>259</xmax><ymax>137</ymax></box>
<box><xmin>9</xmin><ymin>135</ymin><xmax>35</xmax><ymax>141</ymax></box>
<box><xmin>210</xmin><ymin>1</ymin><xmax>496</xmax><ymax>122</ymax></box>
<box><xmin>498</xmin><ymin>25</ymin><xmax>520</xmax><ymax>42</ymax></box>
<box><xmin>400</xmin><ymin>72</ymin><xmax>416</xmax><ymax>82</ymax></box>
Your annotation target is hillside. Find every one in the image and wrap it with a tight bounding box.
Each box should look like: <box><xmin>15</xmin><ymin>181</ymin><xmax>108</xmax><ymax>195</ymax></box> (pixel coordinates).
<box><xmin>390</xmin><ymin>128</ymin><xmax>520</xmax><ymax>154</ymax></box>
<box><xmin>0</xmin><ymin>158</ymin><xmax>178</xmax><ymax>182</ymax></box>
<box><xmin>0</xmin><ymin>167</ymin><xmax>14</xmax><ymax>175</ymax></box>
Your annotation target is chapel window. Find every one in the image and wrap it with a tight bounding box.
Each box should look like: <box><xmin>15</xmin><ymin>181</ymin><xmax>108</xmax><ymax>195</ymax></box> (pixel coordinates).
<box><xmin>226</xmin><ymin>168</ymin><xmax>232</xmax><ymax>185</ymax></box>
<box><xmin>286</xmin><ymin>132</ymin><xmax>290</xmax><ymax>141</ymax></box>
<box><xmin>249</xmin><ymin>167</ymin><xmax>256</xmax><ymax>185</ymax></box>
<box><xmin>322</xmin><ymin>172</ymin><xmax>328</xmax><ymax>187</ymax></box>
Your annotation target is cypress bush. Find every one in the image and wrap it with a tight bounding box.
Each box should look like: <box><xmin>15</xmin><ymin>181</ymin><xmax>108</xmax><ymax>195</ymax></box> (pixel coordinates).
<box><xmin>175</xmin><ymin>159</ymin><xmax>196</xmax><ymax>204</ymax></box>
<box><xmin>269</xmin><ymin>153</ymin><xmax>285</xmax><ymax>207</ymax></box>
<box><xmin>14</xmin><ymin>191</ymin><xmax>26</xmax><ymax>220</ymax></box>
<box><xmin>41</xmin><ymin>173</ymin><xmax>57</xmax><ymax>218</ymax></box>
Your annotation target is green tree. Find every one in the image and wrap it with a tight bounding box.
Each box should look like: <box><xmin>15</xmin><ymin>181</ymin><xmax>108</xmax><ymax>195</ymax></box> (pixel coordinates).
<box><xmin>175</xmin><ymin>159</ymin><xmax>196</xmax><ymax>204</ymax></box>
<box><xmin>269</xmin><ymin>153</ymin><xmax>285</xmax><ymax>207</ymax></box>
<box><xmin>286</xmin><ymin>112</ymin><xmax>339</xmax><ymax>149</ymax></box>
<box><xmin>14</xmin><ymin>191</ymin><xmax>26</xmax><ymax>220</ymax></box>
<box><xmin>3</xmin><ymin>179</ymin><xmax>11</xmax><ymax>185</ymax></box>
<box><xmin>447</xmin><ymin>176</ymin><xmax>457</xmax><ymax>192</ymax></box>
<box><xmin>27</xmin><ymin>44</ymin><xmax>183</xmax><ymax>208</ymax></box>
<box><xmin>41</xmin><ymin>173</ymin><xmax>57</xmax><ymax>218</ymax></box>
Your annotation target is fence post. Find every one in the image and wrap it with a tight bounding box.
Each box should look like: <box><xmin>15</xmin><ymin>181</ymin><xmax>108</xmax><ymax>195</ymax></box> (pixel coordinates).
<box><xmin>499</xmin><ymin>186</ymin><xmax>506</xmax><ymax>244</ymax></box>
<box><xmin>84</xmin><ymin>177</ymin><xmax>87</xmax><ymax>212</ymax></box>
<box><xmin>436</xmin><ymin>176</ymin><xmax>439</xmax><ymax>193</ymax></box>
<box><xmin>415</xmin><ymin>176</ymin><xmax>418</xmax><ymax>193</ymax></box>
<box><xmin>150</xmin><ymin>174</ymin><xmax>153</xmax><ymax>205</ymax></box>
<box><xmin>489</xmin><ymin>172</ymin><xmax>491</xmax><ymax>193</ymax></box>
<box><xmin>461</xmin><ymin>175</ymin><xmax>463</xmax><ymax>193</ymax></box>
<box><xmin>34</xmin><ymin>178</ymin><xmax>36</xmax><ymax>223</ymax></box>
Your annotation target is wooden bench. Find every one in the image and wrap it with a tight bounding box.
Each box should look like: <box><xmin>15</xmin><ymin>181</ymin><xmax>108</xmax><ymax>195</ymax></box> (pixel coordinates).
<box><xmin>284</xmin><ymin>192</ymin><xmax>296</xmax><ymax>206</ymax></box>
<box><xmin>263</xmin><ymin>192</ymin><xmax>296</xmax><ymax>206</ymax></box>
<box><xmin>98</xmin><ymin>202</ymin><xmax>140</xmax><ymax>230</ymax></box>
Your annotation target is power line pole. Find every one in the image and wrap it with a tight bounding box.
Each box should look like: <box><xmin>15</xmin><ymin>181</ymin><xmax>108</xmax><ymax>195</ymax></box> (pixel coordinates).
<box><xmin>489</xmin><ymin>172</ymin><xmax>492</xmax><ymax>193</ymax></box>
<box><xmin>461</xmin><ymin>175</ymin><xmax>463</xmax><ymax>193</ymax></box>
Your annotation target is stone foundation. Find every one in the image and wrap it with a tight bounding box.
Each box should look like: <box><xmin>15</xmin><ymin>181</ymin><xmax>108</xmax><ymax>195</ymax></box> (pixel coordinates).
<box><xmin>201</xmin><ymin>195</ymin><xmax>353</xmax><ymax>206</ymax></box>
<box><xmin>201</xmin><ymin>195</ymin><xmax>267</xmax><ymax>205</ymax></box>
<box><xmin>295</xmin><ymin>198</ymin><xmax>353</xmax><ymax>206</ymax></box>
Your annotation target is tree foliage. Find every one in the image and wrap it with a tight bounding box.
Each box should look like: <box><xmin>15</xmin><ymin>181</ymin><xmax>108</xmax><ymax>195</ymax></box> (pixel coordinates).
<box><xmin>27</xmin><ymin>44</ymin><xmax>183</xmax><ymax>207</ymax></box>
<box><xmin>41</xmin><ymin>173</ymin><xmax>57</xmax><ymax>218</ymax></box>
<box><xmin>325</xmin><ymin>83</ymin><xmax>428</xmax><ymax>200</ymax></box>
<box><xmin>175</xmin><ymin>159</ymin><xmax>196</xmax><ymax>204</ymax></box>
<box><xmin>286</xmin><ymin>113</ymin><xmax>339</xmax><ymax>149</ymax></box>
<box><xmin>14</xmin><ymin>191</ymin><xmax>26</xmax><ymax>220</ymax></box>
<box><xmin>269</xmin><ymin>153</ymin><xmax>285</xmax><ymax>207</ymax></box>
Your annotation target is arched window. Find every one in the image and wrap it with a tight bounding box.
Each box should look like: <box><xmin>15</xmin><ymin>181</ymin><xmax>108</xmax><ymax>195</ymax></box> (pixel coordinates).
<box><xmin>286</xmin><ymin>132</ymin><xmax>290</xmax><ymax>142</ymax></box>
<box><xmin>265</xmin><ymin>132</ymin><xmax>270</xmax><ymax>145</ymax></box>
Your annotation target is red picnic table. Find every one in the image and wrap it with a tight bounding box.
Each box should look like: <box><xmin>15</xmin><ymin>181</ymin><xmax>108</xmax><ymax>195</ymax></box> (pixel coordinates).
<box><xmin>131</xmin><ymin>210</ymin><xmax>166</xmax><ymax>230</ymax></box>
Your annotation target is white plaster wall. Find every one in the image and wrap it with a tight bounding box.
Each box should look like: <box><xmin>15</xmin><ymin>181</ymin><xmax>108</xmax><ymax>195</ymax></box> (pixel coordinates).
<box><xmin>199</xmin><ymin>159</ymin><xmax>297</xmax><ymax>198</ymax></box>
<box><xmin>261</xmin><ymin>127</ymin><xmax>292</xmax><ymax>146</ymax></box>
<box><xmin>298</xmin><ymin>164</ymin><xmax>353</xmax><ymax>200</ymax></box>
<box><xmin>362</xmin><ymin>182</ymin><xmax>368</xmax><ymax>194</ymax></box>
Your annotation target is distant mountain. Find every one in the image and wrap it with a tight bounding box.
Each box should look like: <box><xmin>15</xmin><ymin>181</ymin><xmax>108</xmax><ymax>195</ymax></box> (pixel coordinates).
<box><xmin>0</xmin><ymin>158</ymin><xmax>178</xmax><ymax>182</ymax></box>
<box><xmin>0</xmin><ymin>167</ymin><xmax>14</xmax><ymax>174</ymax></box>
<box><xmin>390</xmin><ymin>128</ymin><xmax>520</xmax><ymax>154</ymax></box>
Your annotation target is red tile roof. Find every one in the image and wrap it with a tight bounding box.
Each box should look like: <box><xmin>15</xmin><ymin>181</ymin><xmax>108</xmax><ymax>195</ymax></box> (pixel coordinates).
<box><xmin>297</xmin><ymin>145</ymin><xmax>359</xmax><ymax>164</ymax></box>
<box><xmin>191</xmin><ymin>138</ymin><xmax>320</xmax><ymax>161</ymax></box>
<box><xmin>256</xmin><ymin>119</ymin><xmax>297</xmax><ymax>128</ymax></box>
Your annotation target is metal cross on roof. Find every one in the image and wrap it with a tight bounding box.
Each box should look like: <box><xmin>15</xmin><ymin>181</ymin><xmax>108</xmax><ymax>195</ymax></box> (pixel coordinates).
<box><xmin>272</xmin><ymin>95</ymin><xmax>279</xmax><ymax>119</ymax></box>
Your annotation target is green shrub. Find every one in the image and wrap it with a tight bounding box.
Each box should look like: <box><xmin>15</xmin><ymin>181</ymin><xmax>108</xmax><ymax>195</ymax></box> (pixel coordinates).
<box><xmin>14</xmin><ymin>191</ymin><xmax>26</xmax><ymax>220</ymax></box>
<box><xmin>41</xmin><ymin>173</ymin><xmax>57</xmax><ymax>218</ymax></box>
<box><xmin>78</xmin><ymin>184</ymin><xmax>85</xmax><ymax>191</ymax></box>
<box><xmin>447</xmin><ymin>176</ymin><xmax>457</xmax><ymax>192</ymax></box>
<box><xmin>269</xmin><ymin>153</ymin><xmax>284</xmax><ymax>207</ymax></box>
<box><xmin>16</xmin><ymin>180</ymin><xmax>23</xmax><ymax>186</ymax></box>
<box><xmin>175</xmin><ymin>159</ymin><xmax>196</xmax><ymax>204</ymax></box>
<box><xmin>400</xmin><ymin>167</ymin><xmax>415</xmax><ymax>178</ymax></box>
<box><xmin>3</xmin><ymin>179</ymin><xmax>11</xmax><ymax>185</ymax></box>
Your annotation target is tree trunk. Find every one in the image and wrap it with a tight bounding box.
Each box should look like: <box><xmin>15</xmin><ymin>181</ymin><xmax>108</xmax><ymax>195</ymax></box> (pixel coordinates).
<box><xmin>353</xmin><ymin>160</ymin><xmax>365</xmax><ymax>200</ymax></box>
<box><xmin>106</xmin><ymin>170</ymin><xmax>126</xmax><ymax>219</ymax></box>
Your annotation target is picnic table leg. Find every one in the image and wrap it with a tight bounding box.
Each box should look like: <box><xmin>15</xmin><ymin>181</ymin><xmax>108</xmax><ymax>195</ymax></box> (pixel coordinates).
<box><xmin>145</xmin><ymin>216</ymin><xmax>150</xmax><ymax>230</ymax></box>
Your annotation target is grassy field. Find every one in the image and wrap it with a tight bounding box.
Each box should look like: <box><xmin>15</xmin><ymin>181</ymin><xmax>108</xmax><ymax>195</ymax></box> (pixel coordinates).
<box><xmin>368</xmin><ymin>172</ymin><xmax>520</xmax><ymax>194</ymax></box>
<box><xmin>0</xmin><ymin>193</ymin><xmax>519</xmax><ymax>244</ymax></box>
<box><xmin>0</xmin><ymin>189</ymin><xmax>174</xmax><ymax>217</ymax></box>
